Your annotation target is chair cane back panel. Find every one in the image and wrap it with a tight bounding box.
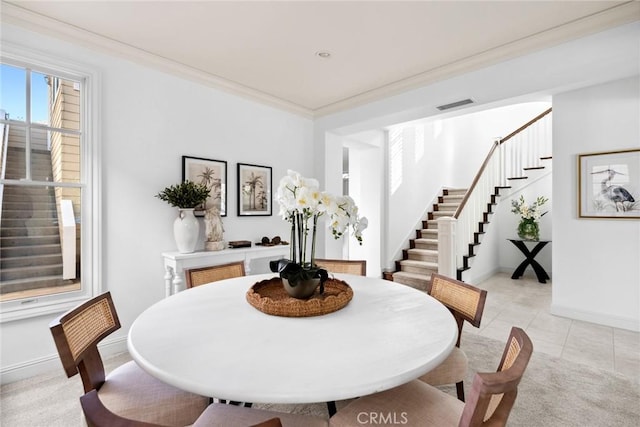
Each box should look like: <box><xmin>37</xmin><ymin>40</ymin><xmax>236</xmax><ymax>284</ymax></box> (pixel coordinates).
<box><xmin>429</xmin><ymin>274</ymin><xmax>487</xmax><ymax>328</ymax></box>
<box><xmin>186</xmin><ymin>261</ymin><xmax>246</xmax><ymax>288</ymax></box>
<box><xmin>501</xmin><ymin>335</ymin><xmax>522</xmax><ymax>372</ymax></box>
<box><xmin>314</xmin><ymin>259</ymin><xmax>366</xmax><ymax>276</ymax></box>
<box><xmin>63</xmin><ymin>298</ymin><xmax>118</xmax><ymax>360</ymax></box>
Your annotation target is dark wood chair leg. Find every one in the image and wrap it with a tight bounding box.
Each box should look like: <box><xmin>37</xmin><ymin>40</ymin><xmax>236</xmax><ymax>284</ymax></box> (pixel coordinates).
<box><xmin>327</xmin><ymin>401</ymin><xmax>337</xmax><ymax>417</ymax></box>
<box><xmin>456</xmin><ymin>381</ymin><xmax>465</xmax><ymax>401</ymax></box>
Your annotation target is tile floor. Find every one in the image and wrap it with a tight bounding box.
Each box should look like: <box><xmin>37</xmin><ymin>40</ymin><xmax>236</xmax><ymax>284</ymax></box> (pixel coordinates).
<box><xmin>470</xmin><ymin>272</ymin><xmax>640</xmax><ymax>384</ymax></box>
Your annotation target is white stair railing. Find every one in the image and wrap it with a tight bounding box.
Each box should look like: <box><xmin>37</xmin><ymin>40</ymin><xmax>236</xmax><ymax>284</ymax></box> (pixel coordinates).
<box><xmin>440</xmin><ymin>108</ymin><xmax>552</xmax><ymax>278</ymax></box>
<box><xmin>500</xmin><ymin>108</ymin><xmax>553</xmax><ymax>183</ymax></box>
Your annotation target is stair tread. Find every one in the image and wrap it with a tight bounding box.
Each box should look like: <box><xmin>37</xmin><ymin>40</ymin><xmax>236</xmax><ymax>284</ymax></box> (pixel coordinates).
<box><xmin>2</xmin><ymin>243</ymin><xmax>61</xmax><ymax>250</ymax></box>
<box><xmin>420</xmin><ymin>229</ymin><xmax>437</xmax><ymax>234</ymax></box>
<box><xmin>407</xmin><ymin>248</ymin><xmax>438</xmax><ymax>255</ymax></box>
<box><xmin>400</xmin><ymin>259</ymin><xmax>438</xmax><ymax>268</ymax></box>
<box><xmin>393</xmin><ymin>271</ymin><xmax>431</xmax><ymax>279</ymax></box>
<box><xmin>1</xmin><ymin>263</ymin><xmax>63</xmax><ymax>273</ymax></box>
<box><xmin>0</xmin><ymin>275</ymin><xmax>71</xmax><ymax>287</ymax></box>
<box><xmin>2</xmin><ymin>253</ymin><xmax>62</xmax><ymax>261</ymax></box>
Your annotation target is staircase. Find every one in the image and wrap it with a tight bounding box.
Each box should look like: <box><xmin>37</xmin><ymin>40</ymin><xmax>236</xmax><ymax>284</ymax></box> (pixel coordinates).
<box><xmin>386</xmin><ymin>188</ymin><xmax>466</xmax><ymax>290</ymax></box>
<box><xmin>384</xmin><ymin>108</ymin><xmax>553</xmax><ymax>287</ymax></box>
<box><xmin>0</xmin><ymin>131</ymin><xmax>67</xmax><ymax>295</ymax></box>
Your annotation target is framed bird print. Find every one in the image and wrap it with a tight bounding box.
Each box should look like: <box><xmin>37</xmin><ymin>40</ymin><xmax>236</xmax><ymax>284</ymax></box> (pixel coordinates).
<box><xmin>578</xmin><ymin>148</ymin><xmax>640</xmax><ymax>219</ymax></box>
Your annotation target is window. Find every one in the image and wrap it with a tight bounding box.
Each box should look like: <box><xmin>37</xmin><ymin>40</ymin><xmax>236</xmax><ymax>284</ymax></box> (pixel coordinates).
<box><xmin>0</xmin><ymin>45</ymin><xmax>100</xmax><ymax>321</ymax></box>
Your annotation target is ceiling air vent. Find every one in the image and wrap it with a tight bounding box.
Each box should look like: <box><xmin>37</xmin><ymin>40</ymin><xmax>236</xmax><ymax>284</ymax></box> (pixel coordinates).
<box><xmin>436</xmin><ymin>98</ymin><xmax>474</xmax><ymax>111</ymax></box>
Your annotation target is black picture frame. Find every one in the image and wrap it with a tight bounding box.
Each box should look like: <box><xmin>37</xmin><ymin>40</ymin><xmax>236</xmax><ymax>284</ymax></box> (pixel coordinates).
<box><xmin>182</xmin><ymin>155</ymin><xmax>227</xmax><ymax>217</ymax></box>
<box><xmin>237</xmin><ymin>163</ymin><xmax>272</xmax><ymax>216</ymax></box>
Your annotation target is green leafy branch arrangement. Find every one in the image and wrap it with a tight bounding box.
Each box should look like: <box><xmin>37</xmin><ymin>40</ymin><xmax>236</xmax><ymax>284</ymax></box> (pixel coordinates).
<box><xmin>155</xmin><ymin>181</ymin><xmax>210</xmax><ymax>209</ymax></box>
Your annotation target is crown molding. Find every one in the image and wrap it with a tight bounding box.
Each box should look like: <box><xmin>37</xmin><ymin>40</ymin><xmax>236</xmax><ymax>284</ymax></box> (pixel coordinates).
<box><xmin>0</xmin><ymin>2</ymin><xmax>314</xmax><ymax>119</ymax></box>
<box><xmin>2</xmin><ymin>1</ymin><xmax>638</xmax><ymax>120</ymax></box>
<box><xmin>313</xmin><ymin>1</ymin><xmax>640</xmax><ymax>117</ymax></box>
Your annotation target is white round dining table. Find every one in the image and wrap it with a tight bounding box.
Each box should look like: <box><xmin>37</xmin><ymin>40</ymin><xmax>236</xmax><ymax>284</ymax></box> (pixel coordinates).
<box><xmin>127</xmin><ymin>273</ymin><xmax>457</xmax><ymax>404</ymax></box>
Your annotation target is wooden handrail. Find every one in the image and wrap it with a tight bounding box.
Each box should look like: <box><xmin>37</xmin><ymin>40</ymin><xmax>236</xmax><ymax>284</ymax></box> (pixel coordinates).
<box><xmin>453</xmin><ymin>107</ymin><xmax>552</xmax><ymax>218</ymax></box>
<box><xmin>453</xmin><ymin>140</ymin><xmax>499</xmax><ymax>218</ymax></box>
<box><xmin>500</xmin><ymin>108</ymin><xmax>552</xmax><ymax>144</ymax></box>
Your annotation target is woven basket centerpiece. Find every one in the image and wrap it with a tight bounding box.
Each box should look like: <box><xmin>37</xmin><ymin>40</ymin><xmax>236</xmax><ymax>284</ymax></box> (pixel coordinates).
<box><xmin>246</xmin><ymin>277</ymin><xmax>353</xmax><ymax>317</ymax></box>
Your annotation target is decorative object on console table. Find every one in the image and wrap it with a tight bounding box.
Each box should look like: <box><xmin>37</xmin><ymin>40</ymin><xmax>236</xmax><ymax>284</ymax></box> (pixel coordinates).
<box><xmin>511</xmin><ymin>195</ymin><xmax>548</xmax><ymax>241</ymax></box>
<box><xmin>156</xmin><ymin>181</ymin><xmax>210</xmax><ymax>254</ymax></box>
<box><xmin>204</xmin><ymin>206</ymin><xmax>225</xmax><ymax>251</ymax></box>
<box><xmin>257</xmin><ymin>236</ymin><xmax>288</xmax><ymax>246</ymax></box>
<box><xmin>578</xmin><ymin>148</ymin><xmax>639</xmax><ymax>219</ymax></box>
<box><xmin>182</xmin><ymin>155</ymin><xmax>227</xmax><ymax>217</ymax></box>
<box><xmin>270</xmin><ymin>170</ymin><xmax>368</xmax><ymax>299</ymax></box>
<box><xmin>238</xmin><ymin>163</ymin><xmax>273</xmax><ymax>216</ymax></box>
<box><xmin>228</xmin><ymin>240</ymin><xmax>252</xmax><ymax>248</ymax></box>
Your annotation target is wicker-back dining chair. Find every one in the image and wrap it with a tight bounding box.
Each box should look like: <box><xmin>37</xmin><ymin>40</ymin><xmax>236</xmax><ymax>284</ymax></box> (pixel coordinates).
<box><xmin>329</xmin><ymin>327</ymin><xmax>533</xmax><ymax>427</ymax></box>
<box><xmin>185</xmin><ymin>261</ymin><xmax>246</xmax><ymax>288</ymax></box>
<box><xmin>80</xmin><ymin>388</ymin><xmax>328</xmax><ymax>427</ymax></box>
<box><xmin>50</xmin><ymin>292</ymin><xmax>209</xmax><ymax>426</ymax></box>
<box><xmin>313</xmin><ymin>259</ymin><xmax>366</xmax><ymax>276</ymax></box>
<box><xmin>418</xmin><ymin>273</ymin><xmax>487</xmax><ymax>401</ymax></box>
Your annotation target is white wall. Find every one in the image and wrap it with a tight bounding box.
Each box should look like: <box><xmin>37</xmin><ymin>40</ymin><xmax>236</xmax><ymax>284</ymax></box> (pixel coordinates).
<box><xmin>0</xmin><ymin>24</ymin><xmax>313</xmax><ymax>382</ymax></box>
<box><xmin>552</xmin><ymin>77</ymin><xmax>640</xmax><ymax>331</ymax></box>
<box><xmin>345</xmin><ymin>132</ymin><xmax>384</xmax><ymax>276</ymax></box>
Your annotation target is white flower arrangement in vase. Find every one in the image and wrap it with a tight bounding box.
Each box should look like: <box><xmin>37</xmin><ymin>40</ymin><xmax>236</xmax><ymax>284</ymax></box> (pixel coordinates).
<box><xmin>270</xmin><ymin>170</ymin><xmax>368</xmax><ymax>297</ymax></box>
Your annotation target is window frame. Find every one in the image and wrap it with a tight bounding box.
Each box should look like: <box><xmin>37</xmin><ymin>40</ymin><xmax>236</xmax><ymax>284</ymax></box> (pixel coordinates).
<box><xmin>0</xmin><ymin>42</ymin><xmax>101</xmax><ymax>322</ymax></box>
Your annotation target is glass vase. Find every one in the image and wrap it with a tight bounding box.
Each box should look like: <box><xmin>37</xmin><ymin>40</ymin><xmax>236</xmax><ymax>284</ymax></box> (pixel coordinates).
<box><xmin>517</xmin><ymin>219</ymin><xmax>540</xmax><ymax>241</ymax></box>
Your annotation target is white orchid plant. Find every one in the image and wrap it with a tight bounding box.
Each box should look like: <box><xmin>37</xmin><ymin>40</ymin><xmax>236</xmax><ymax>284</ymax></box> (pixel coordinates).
<box><xmin>511</xmin><ymin>195</ymin><xmax>548</xmax><ymax>221</ymax></box>
<box><xmin>270</xmin><ymin>170</ymin><xmax>368</xmax><ymax>285</ymax></box>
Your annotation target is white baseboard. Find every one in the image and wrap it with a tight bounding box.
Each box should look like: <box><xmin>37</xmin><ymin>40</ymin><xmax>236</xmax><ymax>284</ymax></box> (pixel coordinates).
<box><xmin>551</xmin><ymin>304</ymin><xmax>640</xmax><ymax>332</ymax></box>
<box><xmin>0</xmin><ymin>335</ymin><xmax>128</xmax><ymax>385</ymax></box>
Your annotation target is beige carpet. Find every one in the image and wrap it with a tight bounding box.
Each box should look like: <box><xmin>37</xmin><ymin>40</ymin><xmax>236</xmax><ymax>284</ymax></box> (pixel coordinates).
<box><xmin>1</xmin><ymin>333</ymin><xmax>639</xmax><ymax>426</ymax></box>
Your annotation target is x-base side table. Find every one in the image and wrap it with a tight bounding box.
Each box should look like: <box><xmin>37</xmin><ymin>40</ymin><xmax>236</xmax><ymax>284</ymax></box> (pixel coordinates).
<box><xmin>508</xmin><ymin>239</ymin><xmax>551</xmax><ymax>284</ymax></box>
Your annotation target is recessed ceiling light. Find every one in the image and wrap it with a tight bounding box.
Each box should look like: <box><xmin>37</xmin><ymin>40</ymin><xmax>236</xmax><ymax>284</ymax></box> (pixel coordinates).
<box><xmin>316</xmin><ymin>51</ymin><xmax>331</xmax><ymax>58</ymax></box>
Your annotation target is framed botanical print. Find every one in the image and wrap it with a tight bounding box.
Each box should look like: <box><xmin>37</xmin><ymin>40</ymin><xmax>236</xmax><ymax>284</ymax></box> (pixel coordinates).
<box><xmin>578</xmin><ymin>148</ymin><xmax>639</xmax><ymax>219</ymax></box>
<box><xmin>182</xmin><ymin>156</ymin><xmax>227</xmax><ymax>217</ymax></box>
<box><xmin>237</xmin><ymin>163</ymin><xmax>272</xmax><ymax>216</ymax></box>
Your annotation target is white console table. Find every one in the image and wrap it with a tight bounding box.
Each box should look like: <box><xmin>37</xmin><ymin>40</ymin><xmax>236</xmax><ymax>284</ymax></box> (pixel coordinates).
<box><xmin>162</xmin><ymin>245</ymin><xmax>289</xmax><ymax>297</ymax></box>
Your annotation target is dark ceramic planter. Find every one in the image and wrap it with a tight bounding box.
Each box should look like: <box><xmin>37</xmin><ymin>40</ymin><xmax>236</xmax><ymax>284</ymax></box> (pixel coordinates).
<box><xmin>282</xmin><ymin>277</ymin><xmax>320</xmax><ymax>299</ymax></box>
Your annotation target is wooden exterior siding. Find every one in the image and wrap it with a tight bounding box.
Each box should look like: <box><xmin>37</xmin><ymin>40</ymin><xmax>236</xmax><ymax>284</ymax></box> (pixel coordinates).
<box><xmin>49</xmin><ymin>79</ymin><xmax>81</xmax><ymax>259</ymax></box>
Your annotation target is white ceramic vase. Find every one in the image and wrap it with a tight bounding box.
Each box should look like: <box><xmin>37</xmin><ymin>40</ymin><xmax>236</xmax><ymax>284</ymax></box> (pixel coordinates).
<box><xmin>174</xmin><ymin>208</ymin><xmax>199</xmax><ymax>253</ymax></box>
